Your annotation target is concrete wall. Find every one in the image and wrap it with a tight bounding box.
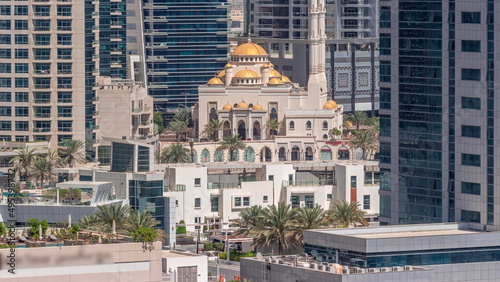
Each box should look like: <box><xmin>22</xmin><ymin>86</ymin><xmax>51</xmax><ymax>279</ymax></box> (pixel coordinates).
<box><xmin>162</xmin><ymin>251</ymin><xmax>208</xmax><ymax>282</ymax></box>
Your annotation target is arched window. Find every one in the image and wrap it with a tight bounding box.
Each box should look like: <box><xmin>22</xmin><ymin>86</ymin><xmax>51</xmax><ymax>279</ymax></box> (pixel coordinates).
<box><xmin>192</xmin><ymin>150</ymin><xmax>198</xmax><ymax>163</ymax></box>
<box><xmin>223</xmin><ymin>121</ymin><xmax>231</xmax><ymax>137</ymax></box>
<box><xmin>306</xmin><ymin>121</ymin><xmax>312</xmax><ymax>129</ymax></box>
<box><xmin>209</xmin><ymin>108</ymin><xmax>218</xmax><ymax>121</ymax></box>
<box><xmin>214</xmin><ymin>150</ymin><xmax>224</xmax><ymax>162</ymax></box>
<box><xmin>289</xmin><ymin>121</ymin><xmax>295</xmax><ymax>129</ymax></box>
<box><xmin>270</xmin><ymin>108</ymin><xmax>277</xmax><ymax>120</ymax></box>
<box><xmin>323</xmin><ymin>121</ymin><xmax>328</xmax><ymax>129</ymax></box>
<box><xmin>278</xmin><ymin>147</ymin><xmax>286</xmax><ymax>161</ymax></box>
<box><xmin>320</xmin><ymin>146</ymin><xmax>332</xmax><ymax>160</ymax></box>
<box><xmin>253</xmin><ymin>121</ymin><xmax>261</xmax><ymax>140</ymax></box>
<box><xmin>231</xmin><ymin>149</ymin><xmax>239</xmax><ymax>161</ymax></box>
<box><xmin>338</xmin><ymin>146</ymin><xmax>350</xmax><ymax>160</ymax></box>
<box><xmin>323</xmin><ymin>134</ymin><xmax>328</xmax><ymax>139</ymax></box>
<box><xmin>244</xmin><ymin>147</ymin><xmax>255</xmax><ymax>162</ymax></box>
<box><xmin>249</xmin><ymin>103</ymin><xmax>254</xmax><ymax>108</ymax></box>
<box><xmin>291</xmin><ymin>146</ymin><xmax>300</xmax><ymax>161</ymax></box>
<box><xmin>261</xmin><ymin>147</ymin><xmax>272</xmax><ymax>162</ymax></box>
<box><xmin>201</xmin><ymin>149</ymin><xmax>210</xmax><ymax>163</ymax></box>
<box><xmin>305</xmin><ymin>147</ymin><xmax>313</xmax><ymax>161</ymax></box>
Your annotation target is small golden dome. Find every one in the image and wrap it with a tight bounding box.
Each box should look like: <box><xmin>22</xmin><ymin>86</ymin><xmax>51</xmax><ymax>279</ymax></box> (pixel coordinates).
<box><xmin>262</xmin><ymin>63</ymin><xmax>270</xmax><ymax>68</ymax></box>
<box><xmin>234</xmin><ymin>69</ymin><xmax>260</xmax><ymax>78</ymax></box>
<box><xmin>207</xmin><ymin>77</ymin><xmax>224</xmax><ymax>85</ymax></box>
<box><xmin>222</xmin><ymin>103</ymin><xmax>232</xmax><ymax>110</ymax></box>
<box><xmin>268</xmin><ymin>78</ymin><xmax>283</xmax><ymax>85</ymax></box>
<box><xmin>269</xmin><ymin>69</ymin><xmax>282</xmax><ymax>77</ymax></box>
<box><xmin>281</xmin><ymin>76</ymin><xmax>291</xmax><ymax>82</ymax></box>
<box><xmin>253</xmin><ymin>104</ymin><xmax>263</xmax><ymax>110</ymax></box>
<box><xmin>269</xmin><ymin>63</ymin><xmax>275</xmax><ymax>67</ymax></box>
<box><xmin>323</xmin><ymin>100</ymin><xmax>338</xmax><ymax>109</ymax></box>
<box><xmin>236</xmin><ymin>101</ymin><xmax>249</xmax><ymax>108</ymax></box>
<box><xmin>225</xmin><ymin>63</ymin><xmax>233</xmax><ymax>68</ymax></box>
<box><xmin>217</xmin><ymin>70</ymin><xmax>226</xmax><ymax>77</ymax></box>
<box><xmin>232</xmin><ymin>39</ymin><xmax>268</xmax><ymax>56</ymax></box>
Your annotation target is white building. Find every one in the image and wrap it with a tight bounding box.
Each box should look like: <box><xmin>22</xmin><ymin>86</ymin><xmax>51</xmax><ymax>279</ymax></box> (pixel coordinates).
<box><xmin>162</xmin><ymin>251</ymin><xmax>208</xmax><ymax>282</ymax></box>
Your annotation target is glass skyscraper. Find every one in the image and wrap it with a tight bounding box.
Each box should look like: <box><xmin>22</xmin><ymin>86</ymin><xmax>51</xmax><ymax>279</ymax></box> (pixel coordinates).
<box><xmin>143</xmin><ymin>0</ymin><xmax>229</xmax><ymax>112</ymax></box>
<box><xmin>380</xmin><ymin>1</ymin><xmax>497</xmax><ymax>229</ymax></box>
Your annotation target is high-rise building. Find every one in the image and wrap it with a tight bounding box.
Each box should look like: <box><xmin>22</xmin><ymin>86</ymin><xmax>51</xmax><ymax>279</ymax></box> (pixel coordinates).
<box><xmin>379</xmin><ymin>1</ymin><xmax>498</xmax><ymax>229</ymax></box>
<box><xmin>0</xmin><ymin>1</ymin><xmax>86</xmax><ymax>147</ymax></box>
<box><xmin>143</xmin><ymin>0</ymin><xmax>230</xmax><ymax>113</ymax></box>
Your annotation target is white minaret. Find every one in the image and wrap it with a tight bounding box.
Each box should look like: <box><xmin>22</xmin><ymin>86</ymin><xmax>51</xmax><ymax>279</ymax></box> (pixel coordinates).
<box><xmin>318</xmin><ymin>0</ymin><xmax>328</xmax><ymax>90</ymax></box>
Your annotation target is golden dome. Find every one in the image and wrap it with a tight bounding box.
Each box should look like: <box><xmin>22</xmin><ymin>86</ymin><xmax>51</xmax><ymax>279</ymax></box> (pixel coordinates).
<box><xmin>232</xmin><ymin>39</ymin><xmax>268</xmax><ymax>56</ymax></box>
<box><xmin>282</xmin><ymin>76</ymin><xmax>291</xmax><ymax>82</ymax></box>
<box><xmin>269</xmin><ymin>63</ymin><xmax>274</xmax><ymax>67</ymax></box>
<box><xmin>207</xmin><ymin>77</ymin><xmax>224</xmax><ymax>85</ymax></box>
<box><xmin>222</xmin><ymin>103</ymin><xmax>232</xmax><ymax>110</ymax></box>
<box><xmin>269</xmin><ymin>69</ymin><xmax>282</xmax><ymax>77</ymax></box>
<box><xmin>236</xmin><ymin>101</ymin><xmax>249</xmax><ymax>108</ymax></box>
<box><xmin>225</xmin><ymin>63</ymin><xmax>233</xmax><ymax>68</ymax></box>
<box><xmin>234</xmin><ymin>69</ymin><xmax>260</xmax><ymax>78</ymax></box>
<box><xmin>268</xmin><ymin>78</ymin><xmax>283</xmax><ymax>84</ymax></box>
<box><xmin>217</xmin><ymin>70</ymin><xmax>226</xmax><ymax>77</ymax></box>
<box><xmin>253</xmin><ymin>104</ymin><xmax>263</xmax><ymax>110</ymax></box>
<box><xmin>262</xmin><ymin>63</ymin><xmax>270</xmax><ymax>68</ymax></box>
<box><xmin>323</xmin><ymin>100</ymin><xmax>338</xmax><ymax>109</ymax></box>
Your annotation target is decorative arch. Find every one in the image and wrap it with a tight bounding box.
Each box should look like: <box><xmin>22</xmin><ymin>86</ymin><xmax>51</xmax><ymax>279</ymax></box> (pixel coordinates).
<box><xmin>320</xmin><ymin>146</ymin><xmax>332</xmax><ymax>160</ymax></box>
<box><xmin>322</xmin><ymin>120</ymin><xmax>328</xmax><ymax>129</ymax></box>
<box><xmin>291</xmin><ymin>146</ymin><xmax>300</xmax><ymax>161</ymax></box>
<box><xmin>289</xmin><ymin>121</ymin><xmax>295</xmax><ymax>130</ymax></box>
<box><xmin>238</xmin><ymin>120</ymin><xmax>246</xmax><ymax>140</ymax></box>
<box><xmin>253</xmin><ymin>120</ymin><xmax>261</xmax><ymax>140</ymax></box>
<box><xmin>244</xmin><ymin>147</ymin><xmax>255</xmax><ymax>162</ymax></box>
<box><xmin>223</xmin><ymin>120</ymin><xmax>231</xmax><ymax>137</ymax></box>
<box><xmin>338</xmin><ymin>146</ymin><xmax>350</xmax><ymax>160</ymax></box>
<box><xmin>278</xmin><ymin>147</ymin><xmax>286</xmax><ymax>161</ymax></box>
<box><xmin>201</xmin><ymin>149</ymin><xmax>210</xmax><ymax>163</ymax></box>
<box><xmin>260</xmin><ymin>147</ymin><xmax>272</xmax><ymax>162</ymax></box>
<box><xmin>214</xmin><ymin>150</ymin><xmax>224</xmax><ymax>162</ymax></box>
<box><xmin>306</xmin><ymin>121</ymin><xmax>312</xmax><ymax>129</ymax></box>
<box><xmin>305</xmin><ymin>146</ymin><xmax>313</xmax><ymax>161</ymax></box>
<box><xmin>231</xmin><ymin>149</ymin><xmax>239</xmax><ymax>161</ymax></box>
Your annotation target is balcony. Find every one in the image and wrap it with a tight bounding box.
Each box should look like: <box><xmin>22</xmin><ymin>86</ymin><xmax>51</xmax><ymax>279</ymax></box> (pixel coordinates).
<box><xmin>34</xmin><ymin>99</ymin><xmax>51</xmax><ymax>104</ymax></box>
<box><xmin>34</xmin><ymin>70</ymin><xmax>51</xmax><ymax>75</ymax></box>
<box><xmin>58</xmin><ymin>128</ymin><xmax>72</xmax><ymax>132</ymax></box>
<box><xmin>92</xmin><ymin>111</ymin><xmax>99</xmax><ymax>116</ymax></box>
<box><xmin>33</xmin><ymin>128</ymin><xmax>50</xmax><ymax>132</ymax></box>
<box><xmin>282</xmin><ymin>179</ymin><xmax>336</xmax><ymax>187</ymax></box>
<box><xmin>140</xmin><ymin>121</ymin><xmax>150</xmax><ymax>126</ymax></box>
<box><xmin>207</xmin><ymin>182</ymin><xmax>241</xmax><ymax>189</ymax></box>
<box><xmin>34</xmin><ymin>85</ymin><xmax>51</xmax><ymax>89</ymax></box>
<box><xmin>163</xmin><ymin>184</ymin><xmax>186</xmax><ymax>192</ymax></box>
<box><xmin>57</xmin><ymin>70</ymin><xmax>72</xmax><ymax>75</ymax></box>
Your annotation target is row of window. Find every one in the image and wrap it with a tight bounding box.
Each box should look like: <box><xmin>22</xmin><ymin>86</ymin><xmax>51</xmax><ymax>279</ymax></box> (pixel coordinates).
<box><xmin>0</xmin><ymin>120</ymin><xmax>72</xmax><ymax>132</ymax></box>
<box><xmin>0</xmin><ymin>106</ymin><xmax>72</xmax><ymax>117</ymax></box>
<box><xmin>0</xmin><ymin>5</ymin><xmax>72</xmax><ymax>17</ymax></box>
<box><xmin>0</xmin><ymin>91</ymin><xmax>72</xmax><ymax>103</ymax></box>
<box><xmin>0</xmin><ymin>134</ymin><xmax>72</xmax><ymax>142</ymax></box>
<box><xmin>0</xmin><ymin>77</ymin><xmax>73</xmax><ymax>88</ymax></box>
<box><xmin>0</xmin><ymin>63</ymin><xmax>72</xmax><ymax>74</ymax></box>
<box><xmin>289</xmin><ymin>120</ymin><xmax>331</xmax><ymax>130</ymax></box>
<box><xmin>0</xmin><ymin>48</ymin><xmax>72</xmax><ymax>59</ymax></box>
<box><xmin>0</xmin><ymin>34</ymin><xmax>72</xmax><ymax>45</ymax></box>
<box><xmin>0</xmin><ymin>19</ymin><xmax>72</xmax><ymax>31</ymax></box>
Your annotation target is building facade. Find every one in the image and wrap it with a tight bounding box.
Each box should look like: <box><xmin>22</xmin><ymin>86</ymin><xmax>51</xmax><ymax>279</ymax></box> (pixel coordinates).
<box><xmin>379</xmin><ymin>0</ymin><xmax>499</xmax><ymax>229</ymax></box>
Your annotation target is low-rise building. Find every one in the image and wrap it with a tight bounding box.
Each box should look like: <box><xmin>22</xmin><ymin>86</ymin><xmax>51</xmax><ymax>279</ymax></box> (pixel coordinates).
<box><xmin>162</xmin><ymin>251</ymin><xmax>208</xmax><ymax>282</ymax></box>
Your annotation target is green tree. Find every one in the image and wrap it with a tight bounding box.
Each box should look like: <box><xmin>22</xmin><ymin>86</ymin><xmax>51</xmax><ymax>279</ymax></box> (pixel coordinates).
<box><xmin>349</xmin><ymin>130</ymin><xmax>378</xmax><ymax>160</ymax></box>
<box><xmin>154</xmin><ymin>112</ymin><xmax>165</xmax><ymax>134</ymax></box>
<box><xmin>217</xmin><ymin>135</ymin><xmax>246</xmax><ymax>161</ymax></box>
<box><xmin>202</xmin><ymin>119</ymin><xmax>224</xmax><ymax>141</ymax></box>
<box><xmin>326</xmin><ymin>201</ymin><xmax>368</xmax><ymax>228</ymax></box>
<box><xmin>78</xmin><ymin>215</ymin><xmax>99</xmax><ymax>229</ymax></box>
<box><xmin>173</xmin><ymin>110</ymin><xmax>193</xmax><ymax>128</ymax></box>
<box><xmin>0</xmin><ymin>223</ymin><xmax>6</xmax><ymax>237</ymax></box>
<box><xmin>30</xmin><ymin>156</ymin><xmax>57</xmax><ymax>188</ymax></box>
<box><xmin>45</xmin><ymin>149</ymin><xmax>63</xmax><ymax>168</ymax></box>
<box><xmin>234</xmin><ymin>205</ymin><xmax>265</xmax><ymax>236</ymax></box>
<box><xmin>58</xmin><ymin>139</ymin><xmax>86</xmax><ymax>168</ymax></box>
<box><xmin>176</xmin><ymin>220</ymin><xmax>187</xmax><ymax>235</ymax></box>
<box><xmin>93</xmin><ymin>205</ymin><xmax>130</xmax><ymax>233</ymax></box>
<box><xmin>253</xmin><ymin>202</ymin><xmax>299</xmax><ymax>255</ymax></box>
<box><xmin>160</xmin><ymin>143</ymin><xmax>191</xmax><ymax>163</ymax></box>
<box><xmin>132</xmin><ymin>227</ymin><xmax>157</xmax><ymax>242</ymax></box>
<box><xmin>69</xmin><ymin>224</ymin><xmax>80</xmax><ymax>240</ymax></box>
<box><xmin>168</xmin><ymin>120</ymin><xmax>190</xmax><ymax>142</ymax></box>
<box><xmin>9</xmin><ymin>147</ymin><xmax>36</xmax><ymax>182</ymax></box>
<box><xmin>27</xmin><ymin>219</ymin><xmax>49</xmax><ymax>238</ymax></box>
<box><xmin>329</xmin><ymin>128</ymin><xmax>342</xmax><ymax>140</ymax></box>
<box><xmin>126</xmin><ymin>209</ymin><xmax>160</xmax><ymax>231</ymax></box>
<box><xmin>346</xmin><ymin>111</ymin><xmax>369</xmax><ymax>130</ymax></box>
<box><xmin>265</xmin><ymin>119</ymin><xmax>281</xmax><ymax>139</ymax></box>
<box><xmin>292</xmin><ymin>206</ymin><xmax>326</xmax><ymax>243</ymax></box>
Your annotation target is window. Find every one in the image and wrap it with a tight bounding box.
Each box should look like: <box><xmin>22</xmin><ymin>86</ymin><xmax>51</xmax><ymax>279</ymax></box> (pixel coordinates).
<box><xmin>0</xmin><ymin>34</ymin><xmax>10</xmax><ymax>44</ymax></box>
<box><xmin>57</xmin><ymin>91</ymin><xmax>71</xmax><ymax>103</ymax></box>
<box><xmin>58</xmin><ymin>120</ymin><xmax>71</xmax><ymax>132</ymax></box>
<box><xmin>461</xmin><ymin>210</ymin><xmax>480</xmax><ymax>223</ymax></box>
<box><xmin>57</xmin><ymin>19</ymin><xmax>71</xmax><ymax>31</ymax></box>
<box><xmin>0</xmin><ymin>20</ymin><xmax>10</xmax><ymax>30</ymax></box>
<box><xmin>34</xmin><ymin>34</ymin><xmax>51</xmax><ymax>46</ymax></box>
<box><xmin>288</xmin><ymin>174</ymin><xmax>293</xmax><ymax>182</ymax></box>
<box><xmin>194</xmin><ymin>198</ymin><xmax>201</xmax><ymax>208</ymax></box>
<box><xmin>14</xmin><ymin>5</ymin><xmax>27</xmax><ymax>15</ymax></box>
<box><xmin>350</xmin><ymin>176</ymin><xmax>357</xmax><ymax>188</ymax></box>
<box><xmin>306</xmin><ymin>121</ymin><xmax>311</xmax><ymax>129</ymax></box>
<box><xmin>15</xmin><ymin>107</ymin><xmax>28</xmax><ymax>117</ymax></box>
<box><xmin>57</xmin><ymin>34</ymin><xmax>71</xmax><ymax>45</ymax></box>
<box><xmin>0</xmin><ymin>121</ymin><xmax>11</xmax><ymax>131</ymax></box>
<box><xmin>15</xmin><ymin>49</ymin><xmax>27</xmax><ymax>59</ymax></box>
<box><xmin>268</xmin><ymin>175</ymin><xmax>274</xmax><ymax>181</ymax></box>
<box><xmin>462</xmin><ymin>12</ymin><xmax>481</xmax><ymax>23</ymax></box>
<box><xmin>33</xmin><ymin>19</ymin><xmax>50</xmax><ymax>31</ymax></box>
<box><xmin>291</xmin><ymin>195</ymin><xmax>299</xmax><ymax>208</ymax></box>
<box><xmin>289</xmin><ymin>121</ymin><xmax>294</xmax><ymax>129</ymax></box>
<box><xmin>462</xmin><ymin>69</ymin><xmax>481</xmax><ymax>81</ymax></box>
<box><xmin>462</xmin><ymin>153</ymin><xmax>481</xmax><ymax>167</ymax></box>
<box><xmin>211</xmin><ymin>197</ymin><xmax>219</xmax><ymax>212</ymax></box>
<box><xmin>0</xmin><ymin>92</ymin><xmax>10</xmax><ymax>102</ymax></box>
<box><xmin>34</xmin><ymin>92</ymin><xmax>50</xmax><ymax>103</ymax></box>
<box><xmin>263</xmin><ymin>195</ymin><xmax>268</xmax><ymax>203</ymax></box>
<box><xmin>363</xmin><ymin>195</ymin><xmax>370</xmax><ymax>209</ymax></box>
<box><xmin>0</xmin><ymin>5</ymin><xmax>11</xmax><ymax>15</ymax></box>
<box><xmin>14</xmin><ymin>20</ymin><xmax>28</xmax><ymax>30</ymax></box>
<box><xmin>14</xmin><ymin>34</ymin><xmax>28</xmax><ymax>45</ymax></box>
<box><xmin>57</xmin><ymin>106</ymin><xmax>72</xmax><ymax>117</ymax></box>
<box><xmin>462</xmin><ymin>125</ymin><xmax>480</xmax><ymax>138</ymax></box>
<box><xmin>322</xmin><ymin>121</ymin><xmax>328</xmax><ymax>129</ymax></box>
<box><xmin>462</xmin><ymin>40</ymin><xmax>481</xmax><ymax>52</ymax></box>
<box><xmin>15</xmin><ymin>63</ymin><xmax>28</xmax><ymax>73</ymax></box>
<box><xmin>34</xmin><ymin>5</ymin><xmax>50</xmax><ymax>17</ymax></box>
<box><xmin>462</xmin><ymin>182</ymin><xmax>481</xmax><ymax>195</ymax></box>
<box><xmin>305</xmin><ymin>195</ymin><xmax>314</xmax><ymax>208</ymax></box>
<box><xmin>234</xmin><ymin>197</ymin><xmax>241</xmax><ymax>207</ymax></box>
<box><xmin>15</xmin><ymin>92</ymin><xmax>28</xmax><ymax>102</ymax></box>
<box><xmin>0</xmin><ymin>78</ymin><xmax>11</xmax><ymax>88</ymax></box>
<box><xmin>15</xmin><ymin>136</ymin><xmax>28</xmax><ymax>142</ymax></box>
<box><xmin>462</xmin><ymin>97</ymin><xmax>480</xmax><ymax>109</ymax></box>
<box><xmin>57</xmin><ymin>5</ymin><xmax>71</xmax><ymax>16</ymax></box>
<box><xmin>0</xmin><ymin>63</ymin><xmax>10</xmax><ymax>73</ymax></box>
<box><xmin>15</xmin><ymin>121</ymin><xmax>28</xmax><ymax>131</ymax></box>
<box><xmin>0</xmin><ymin>106</ymin><xmax>11</xmax><ymax>116</ymax></box>
<box><xmin>243</xmin><ymin>197</ymin><xmax>250</xmax><ymax>206</ymax></box>
<box><xmin>194</xmin><ymin>178</ymin><xmax>201</xmax><ymax>186</ymax></box>
<box><xmin>57</xmin><ymin>48</ymin><xmax>71</xmax><ymax>60</ymax></box>
<box><xmin>327</xmin><ymin>194</ymin><xmax>332</xmax><ymax>201</ymax></box>
<box><xmin>15</xmin><ymin>78</ymin><xmax>28</xmax><ymax>88</ymax></box>
<box><xmin>57</xmin><ymin>77</ymin><xmax>72</xmax><ymax>88</ymax></box>
<box><xmin>34</xmin><ymin>77</ymin><xmax>50</xmax><ymax>89</ymax></box>
<box><xmin>0</xmin><ymin>135</ymin><xmax>11</xmax><ymax>142</ymax></box>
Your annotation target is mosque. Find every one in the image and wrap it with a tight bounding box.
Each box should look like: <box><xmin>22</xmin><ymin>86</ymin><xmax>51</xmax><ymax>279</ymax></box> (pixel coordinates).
<box><xmin>188</xmin><ymin>0</ymin><xmax>349</xmax><ymax>163</ymax></box>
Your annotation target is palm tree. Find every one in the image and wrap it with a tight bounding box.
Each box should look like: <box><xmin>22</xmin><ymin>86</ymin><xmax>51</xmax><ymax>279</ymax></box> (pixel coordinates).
<box><xmin>217</xmin><ymin>135</ymin><xmax>246</xmax><ymax>161</ymax></box>
<box><xmin>265</xmin><ymin>119</ymin><xmax>281</xmax><ymax>139</ymax></box>
<box><xmin>253</xmin><ymin>202</ymin><xmax>299</xmax><ymax>255</ymax></box>
<box><xmin>45</xmin><ymin>149</ymin><xmax>63</xmax><ymax>168</ymax></box>
<box><xmin>326</xmin><ymin>201</ymin><xmax>368</xmax><ymax>228</ymax></box>
<box><xmin>202</xmin><ymin>119</ymin><xmax>224</xmax><ymax>141</ymax></box>
<box><xmin>173</xmin><ymin>110</ymin><xmax>193</xmax><ymax>127</ymax></box>
<box><xmin>58</xmin><ymin>139</ymin><xmax>86</xmax><ymax>168</ymax></box>
<box><xmin>349</xmin><ymin>130</ymin><xmax>378</xmax><ymax>160</ymax></box>
<box><xmin>9</xmin><ymin>147</ymin><xmax>36</xmax><ymax>181</ymax></box>
<box><xmin>125</xmin><ymin>209</ymin><xmax>168</xmax><ymax>242</ymax></box>
<box><xmin>329</xmin><ymin>128</ymin><xmax>342</xmax><ymax>140</ymax></box>
<box><xmin>94</xmin><ymin>204</ymin><xmax>130</xmax><ymax>233</ymax></box>
<box><xmin>160</xmin><ymin>143</ymin><xmax>191</xmax><ymax>163</ymax></box>
<box><xmin>30</xmin><ymin>156</ymin><xmax>56</xmax><ymax>188</ymax></box>
<box><xmin>234</xmin><ymin>205</ymin><xmax>266</xmax><ymax>236</ymax></box>
<box><xmin>78</xmin><ymin>215</ymin><xmax>100</xmax><ymax>229</ymax></box>
<box><xmin>291</xmin><ymin>206</ymin><xmax>327</xmax><ymax>245</ymax></box>
<box><xmin>168</xmin><ymin>120</ymin><xmax>189</xmax><ymax>142</ymax></box>
<box><xmin>346</xmin><ymin>111</ymin><xmax>369</xmax><ymax>130</ymax></box>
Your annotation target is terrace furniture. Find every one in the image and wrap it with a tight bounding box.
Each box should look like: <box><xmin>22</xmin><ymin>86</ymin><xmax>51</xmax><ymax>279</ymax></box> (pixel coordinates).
<box><xmin>49</xmin><ymin>235</ymin><xmax>58</xmax><ymax>241</ymax></box>
<box><xmin>18</xmin><ymin>236</ymin><xmax>29</xmax><ymax>242</ymax></box>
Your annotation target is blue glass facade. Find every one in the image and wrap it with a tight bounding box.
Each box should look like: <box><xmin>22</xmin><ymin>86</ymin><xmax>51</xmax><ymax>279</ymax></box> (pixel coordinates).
<box><xmin>129</xmin><ymin>180</ymin><xmax>165</xmax><ymax>229</ymax></box>
<box><xmin>143</xmin><ymin>0</ymin><xmax>229</xmax><ymax>110</ymax></box>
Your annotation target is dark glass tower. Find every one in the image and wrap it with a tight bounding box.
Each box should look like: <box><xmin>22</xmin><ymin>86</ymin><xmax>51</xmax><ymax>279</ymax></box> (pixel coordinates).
<box><xmin>143</xmin><ymin>0</ymin><xmax>229</xmax><ymax>112</ymax></box>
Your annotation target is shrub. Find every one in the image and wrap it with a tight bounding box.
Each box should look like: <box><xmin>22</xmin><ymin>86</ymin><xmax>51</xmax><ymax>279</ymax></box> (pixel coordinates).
<box><xmin>0</xmin><ymin>223</ymin><xmax>6</xmax><ymax>237</ymax></box>
<box><xmin>27</xmin><ymin>219</ymin><xmax>48</xmax><ymax>238</ymax></box>
<box><xmin>213</xmin><ymin>242</ymin><xmax>225</xmax><ymax>251</ymax></box>
<box><xmin>132</xmin><ymin>227</ymin><xmax>157</xmax><ymax>242</ymax></box>
<box><xmin>219</xmin><ymin>251</ymin><xmax>256</xmax><ymax>262</ymax></box>
<box><xmin>176</xmin><ymin>220</ymin><xmax>187</xmax><ymax>235</ymax></box>
<box><xmin>204</xmin><ymin>242</ymin><xmax>213</xmax><ymax>251</ymax></box>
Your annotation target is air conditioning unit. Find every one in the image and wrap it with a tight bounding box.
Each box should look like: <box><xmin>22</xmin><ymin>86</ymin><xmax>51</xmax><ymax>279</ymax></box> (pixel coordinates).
<box><xmin>351</xmin><ymin>267</ymin><xmax>360</xmax><ymax>273</ymax></box>
<box><xmin>317</xmin><ymin>264</ymin><xmax>324</xmax><ymax>271</ymax></box>
<box><xmin>357</xmin><ymin>268</ymin><xmax>366</xmax><ymax>273</ymax></box>
<box><xmin>392</xmin><ymin>266</ymin><xmax>404</xmax><ymax>272</ymax></box>
<box><xmin>380</xmin><ymin>267</ymin><xmax>391</xmax><ymax>272</ymax></box>
<box><xmin>404</xmin><ymin>266</ymin><xmax>413</xmax><ymax>271</ymax></box>
<box><xmin>368</xmin><ymin>268</ymin><xmax>380</xmax><ymax>273</ymax></box>
<box><xmin>271</xmin><ymin>259</ymin><xmax>277</xmax><ymax>263</ymax></box>
<box><xmin>342</xmin><ymin>266</ymin><xmax>350</xmax><ymax>274</ymax></box>
<box><xmin>309</xmin><ymin>263</ymin><xmax>317</xmax><ymax>270</ymax></box>
<box><xmin>324</xmin><ymin>265</ymin><xmax>331</xmax><ymax>272</ymax></box>
<box><xmin>278</xmin><ymin>260</ymin><xmax>285</xmax><ymax>265</ymax></box>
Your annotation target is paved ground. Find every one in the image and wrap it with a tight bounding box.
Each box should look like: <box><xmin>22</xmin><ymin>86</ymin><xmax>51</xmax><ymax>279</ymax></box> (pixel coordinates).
<box><xmin>208</xmin><ymin>260</ymin><xmax>240</xmax><ymax>281</ymax></box>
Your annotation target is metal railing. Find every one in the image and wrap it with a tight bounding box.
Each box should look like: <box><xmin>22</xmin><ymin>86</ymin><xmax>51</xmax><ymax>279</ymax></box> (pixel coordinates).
<box><xmin>207</xmin><ymin>182</ymin><xmax>241</xmax><ymax>189</ymax></box>
<box><xmin>164</xmin><ymin>184</ymin><xmax>186</xmax><ymax>192</ymax></box>
<box><xmin>282</xmin><ymin>179</ymin><xmax>336</xmax><ymax>187</ymax></box>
